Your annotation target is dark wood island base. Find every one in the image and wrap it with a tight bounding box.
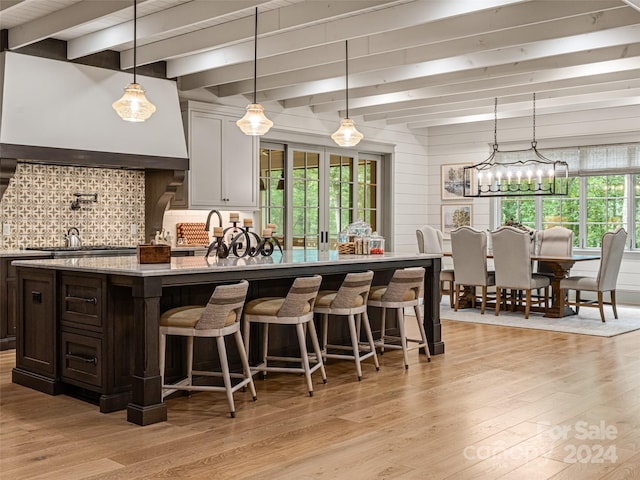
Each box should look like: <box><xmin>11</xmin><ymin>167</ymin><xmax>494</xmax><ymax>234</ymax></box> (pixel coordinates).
<box><xmin>12</xmin><ymin>251</ymin><xmax>442</xmax><ymax>426</ymax></box>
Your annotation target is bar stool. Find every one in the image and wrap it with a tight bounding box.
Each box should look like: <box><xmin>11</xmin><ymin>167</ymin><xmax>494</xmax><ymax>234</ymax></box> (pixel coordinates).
<box><xmin>367</xmin><ymin>267</ymin><xmax>430</xmax><ymax>369</ymax></box>
<box><xmin>159</xmin><ymin>280</ymin><xmax>255</xmax><ymax>418</ymax></box>
<box><xmin>243</xmin><ymin>275</ymin><xmax>326</xmax><ymax>396</ymax></box>
<box><xmin>314</xmin><ymin>271</ymin><xmax>379</xmax><ymax>381</ymax></box>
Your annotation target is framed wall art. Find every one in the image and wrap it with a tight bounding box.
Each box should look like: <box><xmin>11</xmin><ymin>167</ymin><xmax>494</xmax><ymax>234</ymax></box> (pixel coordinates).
<box><xmin>441</xmin><ymin>204</ymin><xmax>472</xmax><ymax>238</ymax></box>
<box><xmin>441</xmin><ymin>163</ymin><xmax>471</xmax><ymax>200</ymax></box>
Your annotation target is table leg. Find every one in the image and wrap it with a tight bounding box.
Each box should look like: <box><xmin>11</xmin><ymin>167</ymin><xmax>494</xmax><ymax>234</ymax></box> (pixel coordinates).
<box><xmin>543</xmin><ymin>262</ymin><xmax>576</xmax><ymax>318</ymax></box>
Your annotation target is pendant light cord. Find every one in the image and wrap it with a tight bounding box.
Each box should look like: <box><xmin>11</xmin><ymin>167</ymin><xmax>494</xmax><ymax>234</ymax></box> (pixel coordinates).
<box><xmin>492</xmin><ymin>97</ymin><xmax>498</xmax><ymax>148</ymax></box>
<box><xmin>133</xmin><ymin>0</ymin><xmax>137</xmax><ymax>84</ymax></box>
<box><xmin>253</xmin><ymin>7</ymin><xmax>258</xmax><ymax>104</ymax></box>
<box><xmin>345</xmin><ymin>40</ymin><xmax>349</xmax><ymax>118</ymax></box>
<box><xmin>532</xmin><ymin>92</ymin><xmax>537</xmax><ymax>146</ymax></box>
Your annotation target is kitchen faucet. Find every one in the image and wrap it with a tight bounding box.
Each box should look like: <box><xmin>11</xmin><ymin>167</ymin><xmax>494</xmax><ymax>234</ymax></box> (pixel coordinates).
<box><xmin>204</xmin><ymin>210</ymin><xmax>222</xmax><ymax>233</ymax></box>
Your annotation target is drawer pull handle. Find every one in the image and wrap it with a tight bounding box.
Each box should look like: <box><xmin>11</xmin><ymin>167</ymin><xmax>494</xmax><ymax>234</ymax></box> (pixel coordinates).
<box><xmin>65</xmin><ymin>295</ymin><xmax>97</xmax><ymax>305</ymax></box>
<box><xmin>66</xmin><ymin>353</ymin><xmax>97</xmax><ymax>365</ymax></box>
<box><xmin>31</xmin><ymin>291</ymin><xmax>42</xmax><ymax>303</ymax></box>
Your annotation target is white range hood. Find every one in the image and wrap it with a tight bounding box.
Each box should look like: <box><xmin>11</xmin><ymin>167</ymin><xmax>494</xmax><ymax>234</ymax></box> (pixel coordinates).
<box><xmin>0</xmin><ymin>51</ymin><xmax>188</xmax><ymax>169</ymax></box>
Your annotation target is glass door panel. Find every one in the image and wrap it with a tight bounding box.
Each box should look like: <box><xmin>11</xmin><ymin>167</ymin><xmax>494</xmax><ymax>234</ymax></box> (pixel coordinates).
<box><xmin>291</xmin><ymin>149</ymin><xmax>321</xmax><ymax>249</ymax></box>
<box><xmin>259</xmin><ymin>145</ymin><xmax>286</xmax><ymax>245</ymax></box>
<box><xmin>328</xmin><ymin>154</ymin><xmax>355</xmax><ymax>250</ymax></box>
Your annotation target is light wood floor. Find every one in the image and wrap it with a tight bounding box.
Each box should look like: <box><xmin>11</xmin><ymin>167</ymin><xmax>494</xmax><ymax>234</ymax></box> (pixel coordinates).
<box><xmin>2</xmin><ymin>319</ymin><xmax>640</xmax><ymax>480</ymax></box>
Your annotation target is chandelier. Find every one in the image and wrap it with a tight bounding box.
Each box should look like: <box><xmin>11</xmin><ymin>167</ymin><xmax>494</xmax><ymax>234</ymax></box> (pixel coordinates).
<box><xmin>236</xmin><ymin>8</ymin><xmax>273</xmax><ymax>136</ymax></box>
<box><xmin>463</xmin><ymin>94</ymin><xmax>568</xmax><ymax>197</ymax></box>
<box><xmin>112</xmin><ymin>0</ymin><xmax>156</xmax><ymax>122</ymax></box>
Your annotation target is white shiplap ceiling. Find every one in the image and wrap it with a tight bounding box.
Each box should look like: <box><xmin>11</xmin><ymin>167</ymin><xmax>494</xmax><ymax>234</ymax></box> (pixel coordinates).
<box><xmin>2</xmin><ymin>0</ymin><xmax>640</xmax><ymax>129</ymax></box>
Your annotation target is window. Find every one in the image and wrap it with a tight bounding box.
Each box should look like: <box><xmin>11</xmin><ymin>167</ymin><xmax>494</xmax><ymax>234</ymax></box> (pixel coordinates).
<box><xmin>498</xmin><ymin>174</ymin><xmax>636</xmax><ymax>250</ymax></box>
<box><xmin>260</xmin><ymin>142</ymin><xmax>383</xmax><ymax>251</ymax></box>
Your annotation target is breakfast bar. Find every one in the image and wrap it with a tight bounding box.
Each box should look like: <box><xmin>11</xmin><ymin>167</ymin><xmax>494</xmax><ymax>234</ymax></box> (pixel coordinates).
<box><xmin>11</xmin><ymin>251</ymin><xmax>442</xmax><ymax>426</ymax></box>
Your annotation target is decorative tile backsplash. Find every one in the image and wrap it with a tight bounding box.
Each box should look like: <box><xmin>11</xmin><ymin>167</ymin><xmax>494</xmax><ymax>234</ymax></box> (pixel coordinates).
<box><xmin>0</xmin><ymin>163</ymin><xmax>146</xmax><ymax>249</ymax></box>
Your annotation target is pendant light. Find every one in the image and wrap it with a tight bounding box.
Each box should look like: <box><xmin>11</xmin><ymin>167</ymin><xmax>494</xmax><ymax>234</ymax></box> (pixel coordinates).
<box><xmin>236</xmin><ymin>8</ymin><xmax>273</xmax><ymax>136</ymax></box>
<box><xmin>112</xmin><ymin>0</ymin><xmax>156</xmax><ymax>122</ymax></box>
<box><xmin>463</xmin><ymin>94</ymin><xmax>568</xmax><ymax>197</ymax></box>
<box><xmin>331</xmin><ymin>40</ymin><xmax>363</xmax><ymax>147</ymax></box>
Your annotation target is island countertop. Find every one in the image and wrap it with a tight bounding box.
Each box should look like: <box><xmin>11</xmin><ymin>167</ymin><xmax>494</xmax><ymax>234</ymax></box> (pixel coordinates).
<box><xmin>12</xmin><ymin>250</ymin><xmax>441</xmax><ymax>277</ymax></box>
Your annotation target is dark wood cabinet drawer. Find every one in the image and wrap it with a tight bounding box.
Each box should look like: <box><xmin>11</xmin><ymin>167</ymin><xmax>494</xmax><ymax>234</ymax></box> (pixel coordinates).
<box><xmin>60</xmin><ymin>274</ymin><xmax>103</xmax><ymax>329</ymax></box>
<box><xmin>61</xmin><ymin>331</ymin><xmax>102</xmax><ymax>388</ymax></box>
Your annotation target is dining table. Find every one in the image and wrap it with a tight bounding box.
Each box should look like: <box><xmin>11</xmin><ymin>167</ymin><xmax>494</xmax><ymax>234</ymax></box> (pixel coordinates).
<box><xmin>444</xmin><ymin>253</ymin><xmax>600</xmax><ymax>318</ymax></box>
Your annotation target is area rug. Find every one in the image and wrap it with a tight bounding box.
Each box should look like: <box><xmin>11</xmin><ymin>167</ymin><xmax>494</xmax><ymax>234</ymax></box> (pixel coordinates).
<box><xmin>436</xmin><ymin>301</ymin><xmax>640</xmax><ymax>337</ymax></box>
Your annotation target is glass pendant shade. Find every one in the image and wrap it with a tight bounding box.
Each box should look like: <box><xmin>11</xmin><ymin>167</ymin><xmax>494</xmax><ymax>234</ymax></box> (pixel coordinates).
<box><xmin>236</xmin><ymin>103</ymin><xmax>273</xmax><ymax>135</ymax></box>
<box><xmin>112</xmin><ymin>82</ymin><xmax>156</xmax><ymax>122</ymax></box>
<box><xmin>331</xmin><ymin>118</ymin><xmax>364</xmax><ymax>147</ymax></box>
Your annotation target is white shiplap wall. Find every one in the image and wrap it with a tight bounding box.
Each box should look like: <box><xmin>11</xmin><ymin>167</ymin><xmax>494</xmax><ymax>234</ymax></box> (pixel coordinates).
<box><xmin>425</xmin><ymin>104</ymin><xmax>640</xmax><ymax>304</ymax></box>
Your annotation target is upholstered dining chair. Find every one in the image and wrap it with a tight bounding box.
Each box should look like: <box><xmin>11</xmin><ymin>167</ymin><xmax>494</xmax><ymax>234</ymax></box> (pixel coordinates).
<box><xmin>416</xmin><ymin>225</ymin><xmax>455</xmax><ymax>307</ymax></box>
<box><xmin>243</xmin><ymin>275</ymin><xmax>326</xmax><ymax>396</ymax></box>
<box><xmin>560</xmin><ymin>227</ymin><xmax>627</xmax><ymax>322</ymax></box>
<box><xmin>159</xmin><ymin>280</ymin><xmax>255</xmax><ymax>418</ymax></box>
<box><xmin>491</xmin><ymin>226</ymin><xmax>550</xmax><ymax>319</ymax></box>
<box><xmin>450</xmin><ymin>226</ymin><xmax>495</xmax><ymax>314</ymax></box>
<box><xmin>314</xmin><ymin>271</ymin><xmax>379</xmax><ymax>381</ymax></box>
<box><xmin>536</xmin><ymin>226</ymin><xmax>574</xmax><ymax>276</ymax></box>
<box><xmin>367</xmin><ymin>267</ymin><xmax>430</xmax><ymax>369</ymax></box>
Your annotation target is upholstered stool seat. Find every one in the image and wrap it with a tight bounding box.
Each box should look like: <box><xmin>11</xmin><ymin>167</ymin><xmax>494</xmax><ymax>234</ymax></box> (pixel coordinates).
<box><xmin>314</xmin><ymin>271</ymin><xmax>379</xmax><ymax>381</ymax></box>
<box><xmin>159</xmin><ymin>280</ymin><xmax>255</xmax><ymax>418</ymax></box>
<box><xmin>367</xmin><ymin>267</ymin><xmax>431</xmax><ymax>369</ymax></box>
<box><xmin>243</xmin><ymin>275</ymin><xmax>326</xmax><ymax>396</ymax></box>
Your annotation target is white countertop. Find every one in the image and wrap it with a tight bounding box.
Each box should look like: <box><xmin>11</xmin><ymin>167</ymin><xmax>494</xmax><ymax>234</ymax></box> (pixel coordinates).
<box><xmin>12</xmin><ymin>250</ymin><xmax>441</xmax><ymax>277</ymax></box>
<box><xmin>0</xmin><ymin>250</ymin><xmax>52</xmax><ymax>258</ymax></box>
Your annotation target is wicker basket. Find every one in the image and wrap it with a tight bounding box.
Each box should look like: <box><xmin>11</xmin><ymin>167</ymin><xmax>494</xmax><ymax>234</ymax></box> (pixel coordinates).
<box><xmin>337</xmin><ymin>242</ymin><xmax>355</xmax><ymax>255</ymax></box>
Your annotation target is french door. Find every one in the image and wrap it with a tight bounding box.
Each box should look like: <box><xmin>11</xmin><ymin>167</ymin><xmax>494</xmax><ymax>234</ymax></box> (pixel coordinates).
<box><xmin>260</xmin><ymin>142</ymin><xmax>382</xmax><ymax>252</ymax></box>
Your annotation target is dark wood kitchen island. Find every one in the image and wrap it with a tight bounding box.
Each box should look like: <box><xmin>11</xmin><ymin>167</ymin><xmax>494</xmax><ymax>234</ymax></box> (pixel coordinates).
<box><xmin>11</xmin><ymin>250</ymin><xmax>442</xmax><ymax>426</ymax></box>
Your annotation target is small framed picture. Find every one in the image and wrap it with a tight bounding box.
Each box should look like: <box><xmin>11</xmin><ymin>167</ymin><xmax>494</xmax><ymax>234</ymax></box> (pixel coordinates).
<box><xmin>441</xmin><ymin>163</ymin><xmax>472</xmax><ymax>200</ymax></box>
<box><xmin>441</xmin><ymin>204</ymin><xmax>472</xmax><ymax>238</ymax></box>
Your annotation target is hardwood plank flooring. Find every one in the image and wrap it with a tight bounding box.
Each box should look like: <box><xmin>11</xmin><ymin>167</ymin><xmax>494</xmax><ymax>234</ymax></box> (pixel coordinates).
<box><xmin>1</xmin><ymin>319</ymin><xmax>639</xmax><ymax>479</ymax></box>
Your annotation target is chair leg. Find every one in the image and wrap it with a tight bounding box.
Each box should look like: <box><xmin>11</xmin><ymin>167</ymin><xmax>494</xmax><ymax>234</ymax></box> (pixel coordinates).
<box><xmin>186</xmin><ymin>336</ymin><xmax>194</xmax><ymax>386</ymax></box>
<box><xmin>575</xmin><ymin>291</ymin><xmax>581</xmax><ymax>313</ymax></box>
<box><xmin>379</xmin><ymin>307</ymin><xmax>387</xmax><ymax>354</ymax></box>
<box><xmin>234</xmin><ymin>330</ymin><xmax>256</xmax><ymax>400</ymax></box>
<box><xmin>307</xmin><ymin>319</ymin><xmax>326</xmax><ymax>384</ymax></box>
<box><xmin>397</xmin><ymin>308</ymin><xmax>409</xmax><ymax>369</ymax></box>
<box><xmin>414</xmin><ymin>303</ymin><xmax>431</xmax><ymax>361</ymax></box>
<box><xmin>598</xmin><ymin>291</ymin><xmax>606</xmax><ymax>323</ymax></box>
<box><xmin>525</xmin><ymin>289</ymin><xmax>531</xmax><ymax>319</ymax></box>
<box><xmin>321</xmin><ymin>313</ymin><xmax>329</xmax><ymax>362</ymax></box>
<box><xmin>611</xmin><ymin>290</ymin><xmax>618</xmax><ymax>319</ymax></box>
<box><xmin>216</xmin><ymin>336</ymin><xmax>235</xmax><ymax>417</ymax></box>
<box><xmin>262</xmin><ymin>324</ymin><xmax>269</xmax><ymax>371</ymax></box>
<box><xmin>454</xmin><ymin>284</ymin><xmax>460</xmax><ymax>311</ymax></box>
<box><xmin>480</xmin><ymin>286</ymin><xmax>487</xmax><ymax>315</ymax></box>
<box><xmin>361</xmin><ymin>310</ymin><xmax>380</xmax><ymax>371</ymax></box>
<box><xmin>159</xmin><ymin>331</ymin><xmax>166</xmax><ymax>387</ymax></box>
<box><xmin>495</xmin><ymin>288</ymin><xmax>501</xmax><ymax>316</ymax></box>
<box><xmin>295</xmin><ymin>323</ymin><xmax>314</xmax><ymax>396</ymax></box>
<box><xmin>449</xmin><ymin>281</ymin><xmax>455</xmax><ymax>308</ymax></box>
<box><xmin>347</xmin><ymin>314</ymin><xmax>363</xmax><ymax>381</ymax></box>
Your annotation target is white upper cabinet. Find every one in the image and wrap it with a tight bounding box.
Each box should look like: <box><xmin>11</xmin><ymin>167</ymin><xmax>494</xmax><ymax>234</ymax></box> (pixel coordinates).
<box><xmin>174</xmin><ymin>102</ymin><xmax>258</xmax><ymax>210</ymax></box>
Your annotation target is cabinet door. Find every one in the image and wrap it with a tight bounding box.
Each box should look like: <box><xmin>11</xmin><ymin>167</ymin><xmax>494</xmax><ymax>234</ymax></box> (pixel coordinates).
<box><xmin>186</xmin><ymin>109</ymin><xmax>258</xmax><ymax>210</ymax></box>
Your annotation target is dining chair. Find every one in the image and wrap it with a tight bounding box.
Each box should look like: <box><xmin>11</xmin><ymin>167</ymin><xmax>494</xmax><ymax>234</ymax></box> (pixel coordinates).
<box><xmin>159</xmin><ymin>280</ymin><xmax>255</xmax><ymax>418</ymax></box>
<box><xmin>416</xmin><ymin>225</ymin><xmax>455</xmax><ymax>307</ymax></box>
<box><xmin>560</xmin><ymin>227</ymin><xmax>627</xmax><ymax>322</ymax></box>
<box><xmin>491</xmin><ymin>226</ymin><xmax>550</xmax><ymax>319</ymax></box>
<box><xmin>314</xmin><ymin>271</ymin><xmax>379</xmax><ymax>381</ymax></box>
<box><xmin>536</xmin><ymin>226</ymin><xmax>574</xmax><ymax>277</ymax></box>
<box><xmin>243</xmin><ymin>275</ymin><xmax>326</xmax><ymax>396</ymax></box>
<box><xmin>450</xmin><ymin>226</ymin><xmax>494</xmax><ymax>314</ymax></box>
